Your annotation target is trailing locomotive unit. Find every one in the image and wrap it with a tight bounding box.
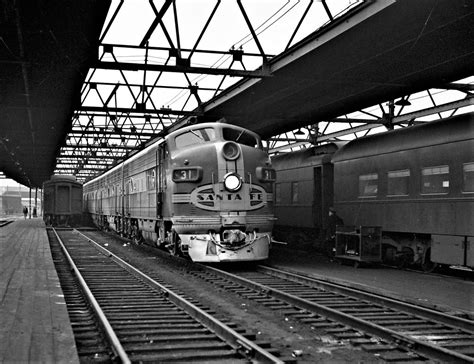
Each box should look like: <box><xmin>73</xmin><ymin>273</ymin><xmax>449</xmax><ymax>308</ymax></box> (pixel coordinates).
<box><xmin>43</xmin><ymin>175</ymin><xmax>83</xmax><ymax>226</ymax></box>
<box><xmin>83</xmin><ymin>122</ymin><xmax>276</xmax><ymax>262</ymax></box>
<box><xmin>273</xmin><ymin>112</ymin><xmax>474</xmax><ymax>270</ymax></box>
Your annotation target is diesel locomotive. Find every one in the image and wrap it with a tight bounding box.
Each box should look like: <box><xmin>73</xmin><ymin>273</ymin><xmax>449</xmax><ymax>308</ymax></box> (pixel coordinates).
<box><xmin>43</xmin><ymin>175</ymin><xmax>83</xmax><ymax>226</ymax></box>
<box><xmin>272</xmin><ymin>112</ymin><xmax>474</xmax><ymax>270</ymax></box>
<box><xmin>83</xmin><ymin>122</ymin><xmax>276</xmax><ymax>262</ymax></box>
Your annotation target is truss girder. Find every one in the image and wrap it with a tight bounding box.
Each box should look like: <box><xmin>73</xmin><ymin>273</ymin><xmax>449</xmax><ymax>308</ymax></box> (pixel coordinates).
<box><xmin>52</xmin><ymin>1</ymin><xmax>472</xmax><ymax>182</ymax></box>
<box><xmin>268</xmin><ymin>88</ymin><xmax>473</xmax><ymax>154</ymax></box>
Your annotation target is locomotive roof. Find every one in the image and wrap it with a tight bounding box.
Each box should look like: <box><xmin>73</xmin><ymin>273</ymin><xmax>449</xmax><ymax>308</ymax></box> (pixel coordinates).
<box><xmin>332</xmin><ymin>112</ymin><xmax>474</xmax><ymax>163</ymax></box>
<box><xmin>165</xmin><ymin>122</ymin><xmax>260</xmax><ymax>141</ymax></box>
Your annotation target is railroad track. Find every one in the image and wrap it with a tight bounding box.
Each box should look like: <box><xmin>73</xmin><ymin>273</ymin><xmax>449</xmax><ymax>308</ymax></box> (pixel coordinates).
<box><xmin>0</xmin><ymin>219</ymin><xmax>14</xmax><ymax>227</ymax></box>
<box><xmin>188</xmin><ymin>264</ymin><xmax>474</xmax><ymax>363</ymax></box>
<box><xmin>49</xmin><ymin>228</ymin><xmax>286</xmax><ymax>363</ymax></box>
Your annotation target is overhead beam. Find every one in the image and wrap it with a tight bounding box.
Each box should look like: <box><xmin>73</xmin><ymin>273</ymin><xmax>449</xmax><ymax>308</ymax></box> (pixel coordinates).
<box><xmin>93</xmin><ymin>60</ymin><xmax>271</xmax><ymax>78</ymax></box>
<box><xmin>268</xmin><ymin>98</ymin><xmax>474</xmax><ymax>153</ymax></box>
<box><xmin>78</xmin><ymin>105</ymin><xmax>201</xmax><ymax>117</ymax></box>
<box><xmin>68</xmin><ymin>130</ymin><xmax>162</xmax><ymax>138</ymax></box>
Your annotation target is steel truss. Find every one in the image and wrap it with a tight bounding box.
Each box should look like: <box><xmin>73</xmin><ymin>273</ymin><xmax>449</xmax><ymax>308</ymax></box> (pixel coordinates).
<box><xmin>267</xmin><ymin>82</ymin><xmax>474</xmax><ymax>154</ymax></box>
<box><xmin>55</xmin><ymin>0</ymin><xmax>361</xmax><ymax>181</ymax></box>
<box><xmin>53</xmin><ymin>1</ymin><xmax>472</xmax><ymax>181</ymax></box>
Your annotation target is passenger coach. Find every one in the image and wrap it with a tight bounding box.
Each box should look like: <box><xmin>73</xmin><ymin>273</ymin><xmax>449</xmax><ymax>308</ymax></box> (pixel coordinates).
<box><xmin>43</xmin><ymin>175</ymin><xmax>83</xmax><ymax>226</ymax></box>
<box><xmin>273</xmin><ymin>112</ymin><xmax>473</xmax><ymax>270</ymax></box>
<box><xmin>333</xmin><ymin>113</ymin><xmax>474</xmax><ymax>270</ymax></box>
<box><xmin>84</xmin><ymin>122</ymin><xmax>276</xmax><ymax>263</ymax></box>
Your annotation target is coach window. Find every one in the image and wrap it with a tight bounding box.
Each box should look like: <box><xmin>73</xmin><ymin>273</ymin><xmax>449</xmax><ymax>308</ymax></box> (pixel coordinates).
<box><xmin>387</xmin><ymin>170</ymin><xmax>410</xmax><ymax>196</ymax></box>
<box><xmin>462</xmin><ymin>162</ymin><xmax>474</xmax><ymax>193</ymax></box>
<box><xmin>291</xmin><ymin>182</ymin><xmax>299</xmax><ymax>204</ymax></box>
<box><xmin>175</xmin><ymin>128</ymin><xmax>216</xmax><ymax>148</ymax></box>
<box><xmin>359</xmin><ymin>173</ymin><xmax>378</xmax><ymax>197</ymax></box>
<box><xmin>421</xmin><ymin>166</ymin><xmax>449</xmax><ymax>194</ymax></box>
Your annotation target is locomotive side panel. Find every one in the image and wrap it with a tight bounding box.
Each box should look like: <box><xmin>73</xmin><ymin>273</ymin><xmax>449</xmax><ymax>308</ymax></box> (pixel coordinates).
<box><xmin>130</xmin><ymin>147</ymin><xmax>159</xmax><ymax>221</ymax></box>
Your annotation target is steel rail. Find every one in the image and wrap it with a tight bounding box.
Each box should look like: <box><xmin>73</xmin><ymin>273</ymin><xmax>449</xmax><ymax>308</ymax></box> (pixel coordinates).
<box><xmin>258</xmin><ymin>265</ymin><xmax>474</xmax><ymax>333</ymax></box>
<box><xmin>74</xmin><ymin>229</ymin><xmax>284</xmax><ymax>364</ymax></box>
<box><xmin>52</xmin><ymin>228</ymin><xmax>131</xmax><ymax>364</ymax></box>
<box><xmin>204</xmin><ymin>264</ymin><xmax>474</xmax><ymax>363</ymax></box>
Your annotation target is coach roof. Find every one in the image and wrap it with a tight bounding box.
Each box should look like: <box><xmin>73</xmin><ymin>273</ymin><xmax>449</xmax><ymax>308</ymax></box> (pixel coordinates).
<box><xmin>332</xmin><ymin>112</ymin><xmax>474</xmax><ymax>163</ymax></box>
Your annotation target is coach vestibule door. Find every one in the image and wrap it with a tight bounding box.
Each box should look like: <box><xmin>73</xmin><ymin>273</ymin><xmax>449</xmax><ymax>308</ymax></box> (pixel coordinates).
<box><xmin>313</xmin><ymin>167</ymin><xmax>323</xmax><ymax>230</ymax></box>
<box><xmin>314</xmin><ymin>164</ymin><xmax>334</xmax><ymax>238</ymax></box>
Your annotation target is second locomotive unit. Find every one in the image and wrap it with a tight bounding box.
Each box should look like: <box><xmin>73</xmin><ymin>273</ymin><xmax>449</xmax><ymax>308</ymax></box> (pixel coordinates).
<box><xmin>84</xmin><ymin>122</ymin><xmax>276</xmax><ymax>262</ymax></box>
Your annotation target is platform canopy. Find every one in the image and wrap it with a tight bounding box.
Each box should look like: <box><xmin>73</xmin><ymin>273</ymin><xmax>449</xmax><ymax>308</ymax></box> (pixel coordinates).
<box><xmin>0</xmin><ymin>0</ymin><xmax>111</xmax><ymax>187</ymax></box>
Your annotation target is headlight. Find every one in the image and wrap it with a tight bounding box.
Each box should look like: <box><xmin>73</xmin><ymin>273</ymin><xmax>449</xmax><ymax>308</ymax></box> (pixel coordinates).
<box><xmin>223</xmin><ymin>172</ymin><xmax>242</xmax><ymax>192</ymax></box>
<box><xmin>256</xmin><ymin>167</ymin><xmax>276</xmax><ymax>182</ymax></box>
<box><xmin>222</xmin><ymin>142</ymin><xmax>240</xmax><ymax>160</ymax></box>
<box><xmin>172</xmin><ymin>167</ymin><xmax>202</xmax><ymax>182</ymax></box>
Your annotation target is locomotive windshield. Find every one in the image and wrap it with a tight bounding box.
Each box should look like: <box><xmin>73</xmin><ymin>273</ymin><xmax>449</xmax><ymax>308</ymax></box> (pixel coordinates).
<box><xmin>175</xmin><ymin>127</ymin><xmax>216</xmax><ymax>148</ymax></box>
<box><xmin>223</xmin><ymin>127</ymin><xmax>260</xmax><ymax>148</ymax></box>
<box><xmin>173</xmin><ymin>125</ymin><xmax>261</xmax><ymax>150</ymax></box>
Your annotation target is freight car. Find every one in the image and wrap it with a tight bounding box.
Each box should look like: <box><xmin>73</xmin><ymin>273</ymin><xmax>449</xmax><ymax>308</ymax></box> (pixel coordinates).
<box><xmin>43</xmin><ymin>175</ymin><xmax>83</xmax><ymax>226</ymax></box>
<box><xmin>83</xmin><ymin>122</ymin><xmax>276</xmax><ymax>263</ymax></box>
<box><xmin>272</xmin><ymin>112</ymin><xmax>474</xmax><ymax>270</ymax></box>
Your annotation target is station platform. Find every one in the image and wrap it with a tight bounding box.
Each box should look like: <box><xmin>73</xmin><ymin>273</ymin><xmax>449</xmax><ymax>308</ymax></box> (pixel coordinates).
<box><xmin>268</xmin><ymin>247</ymin><xmax>474</xmax><ymax>319</ymax></box>
<box><xmin>0</xmin><ymin>218</ymin><xmax>79</xmax><ymax>364</ymax></box>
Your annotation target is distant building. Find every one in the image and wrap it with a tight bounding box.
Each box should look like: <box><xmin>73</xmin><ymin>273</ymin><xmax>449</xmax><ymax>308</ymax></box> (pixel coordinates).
<box><xmin>1</xmin><ymin>191</ymin><xmax>22</xmax><ymax>215</ymax></box>
<box><xmin>0</xmin><ymin>183</ymin><xmax>42</xmax><ymax>216</ymax></box>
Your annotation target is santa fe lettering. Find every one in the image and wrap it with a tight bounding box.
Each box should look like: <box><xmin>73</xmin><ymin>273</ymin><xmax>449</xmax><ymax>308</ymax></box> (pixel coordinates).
<box><xmin>196</xmin><ymin>193</ymin><xmax>263</xmax><ymax>201</ymax></box>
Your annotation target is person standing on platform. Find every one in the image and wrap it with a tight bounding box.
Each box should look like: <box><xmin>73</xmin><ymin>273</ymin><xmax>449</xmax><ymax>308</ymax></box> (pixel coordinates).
<box><xmin>23</xmin><ymin>206</ymin><xmax>28</xmax><ymax>219</ymax></box>
<box><xmin>326</xmin><ymin>207</ymin><xmax>344</xmax><ymax>258</ymax></box>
